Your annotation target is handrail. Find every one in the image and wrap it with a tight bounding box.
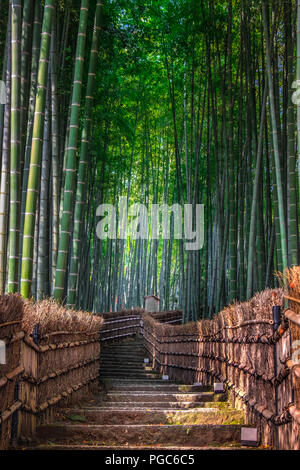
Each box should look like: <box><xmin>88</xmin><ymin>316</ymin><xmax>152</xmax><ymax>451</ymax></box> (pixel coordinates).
<box><xmin>285</xmin><ymin>309</ymin><xmax>300</xmax><ymax>327</ymax></box>
<box><xmin>284</xmin><ymin>295</ymin><xmax>300</xmax><ymax>305</ymax></box>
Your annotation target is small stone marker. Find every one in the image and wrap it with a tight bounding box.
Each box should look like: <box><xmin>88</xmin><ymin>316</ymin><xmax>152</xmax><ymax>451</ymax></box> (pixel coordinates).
<box><xmin>144</xmin><ymin>295</ymin><xmax>160</xmax><ymax>313</ymax></box>
<box><xmin>241</xmin><ymin>427</ymin><xmax>259</xmax><ymax>447</ymax></box>
<box><xmin>0</xmin><ymin>340</ymin><xmax>5</xmax><ymax>364</ymax></box>
<box><xmin>162</xmin><ymin>375</ymin><xmax>169</xmax><ymax>380</ymax></box>
<box><xmin>144</xmin><ymin>358</ymin><xmax>149</xmax><ymax>364</ymax></box>
<box><xmin>0</xmin><ymin>81</ymin><xmax>6</xmax><ymax>105</ymax></box>
<box><xmin>213</xmin><ymin>382</ymin><xmax>225</xmax><ymax>394</ymax></box>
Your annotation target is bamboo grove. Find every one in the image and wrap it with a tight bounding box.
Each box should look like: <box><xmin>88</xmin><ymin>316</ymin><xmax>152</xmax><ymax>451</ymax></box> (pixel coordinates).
<box><xmin>0</xmin><ymin>0</ymin><xmax>299</xmax><ymax>322</ymax></box>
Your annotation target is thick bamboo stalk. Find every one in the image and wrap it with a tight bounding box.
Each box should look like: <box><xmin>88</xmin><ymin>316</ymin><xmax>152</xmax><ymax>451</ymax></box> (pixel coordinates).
<box><xmin>246</xmin><ymin>86</ymin><xmax>268</xmax><ymax>299</ymax></box>
<box><xmin>297</xmin><ymin>0</ymin><xmax>300</xmax><ymax>209</ymax></box>
<box><xmin>262</xmin><ymin>0</ymin><xmax>288</xmax><ymax>270</ymax></box>
<box><xmin>285</xmin><ymin>0</ymin><xmax>298</xmax><ymax>266</ymax></box>
<box><xmin>8</xmin><ymin>0</ymin><xmax>22</xmax><ymax>293</ymax></box>
<box><xmin>20</xmin><ymin>0</ymin><xmax>54</xmax><ymax>298</ymax></box>
<box><xmin>0</xmin><ymin>8</ymin><xmax>11</xmax><ymax>294</ymax></box>
<box><xmin>19</xmin><ymin>1</ymin><xmax>42</xmax><ymax>267</ymax></box>
<box><xmin>67</xmin><ymin>1</ymin><xmax>102</xmax><ymax>307</ymax></box>
<box><xmin>50</xmin><ymin>11</ymin><xmax>59</xmax><ymax>293</ymax></box>
<box><xmin>54</xmin><ymin>0</ymin><xmax>89</xmax><ymax>303</ymax></box>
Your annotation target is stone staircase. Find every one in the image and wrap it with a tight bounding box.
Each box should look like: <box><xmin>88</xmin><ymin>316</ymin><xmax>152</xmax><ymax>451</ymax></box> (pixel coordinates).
<box><xmin>29</xmin><ymin>336</ymin><xmax>247</xmax><ymax>450</ymax></box>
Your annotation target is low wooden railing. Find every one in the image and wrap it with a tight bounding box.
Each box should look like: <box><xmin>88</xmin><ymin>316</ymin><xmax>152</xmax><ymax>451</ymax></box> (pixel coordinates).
<box><xmin>0</xmin><ymin>295</ymin><xmax>24</xmax><ymax>449</ymax></box>
<box><xmin>150</xmin><ymin>310</ymin><xmax>182</xmax><ymax>325</ymax></box>
<box><xmin>100</xmin><ymin>309</ymin><xmax>144</xmax><ymax>343</ymax></box>
<box><xmin>20</xmin><ymin>327</ymin><xmax>101</xmax><ymax>439</ymax></box>
<box><xmin>99</xmin><ymin>309</ymin><xmax>182</xmax><ymax>344</ymax></box>
<box><xmin>1</xmin><ymin>293</ymin><xmax>299</xmax><ymax>450</ymax></box>
<box><xmin>1</xmin><ymin>296</ymin><xmax>103</xmax><ymax>447</ymax></box>
<box><xmin>284</xmin><ymin>293</ymin><xmax>300</xmax><ymax>429</ymax></box>
<box><xmin>142</xmin><ymin>291</ymin><xmax>300</xmax><ymax>450</ymax></box>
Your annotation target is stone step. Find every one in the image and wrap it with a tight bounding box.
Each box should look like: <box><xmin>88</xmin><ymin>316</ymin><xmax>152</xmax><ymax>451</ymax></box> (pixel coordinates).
<box><xmin>105</xmin><ymin>391</ymin><xmax>214</xmax><ymax>403</ymax></box>
<box><xmin>28</xmin><ymin>444</ymin><xmax>247</xmax><ymax>450</ymax></box>
<box><xmin>100</xmin><ymin>358</ymin><xmax>146</xmax><ymax>364</ymax></box>
<box><xmin>100</xmin><ymin>368</ymin><xmax>158</xmax><ymax>373</ymax></box>
<box><xmin>100</xmin><ymin>354</ymin><xmax>147</xmax><ymax>361</ymax></box>
<box><xmin>100</xmin><ymin>373</ymin><xmax>161</xmax><ymax>379</ymax></box>
<box><xmin>100</xmin><ymin>362</ymin><xmax>149</xmax><ymax>367</ymax></box>
<box><xmin>99</xmin><ymin>366</ymin><xmax>147</xmax><ymax>372</ymax></box>
<box><xmin>100</xmin><ymin>357</ymin><xmax>147</xmax><ymax>363</ymax></box>
<box><xmin>23</xmin><ymin>336</ymin><xmax>248</xmax><ymax>451</ymax></box>
<box><xmin>101</xmin><ymin>377</ymin><xmax>181</xmax><ymax>382</ymax></box>
<box><xmin>62</xmin><ymin>408</ymin><xmax>244</xmax><ymax>425</ymax></box>
<box><xmin>36</xmin><ymin>423</ymin><xmax>242</xmax><ymax>447</ymax></box>
<box><xmin>101</xmin><ymin>353</ymin><xmax>145</xmax><ymax>356</ymax></box>
<box><xmin>102</xmin><ymin>340</ymin><xmax>144</xmax><ymax>346</ymax></box>
<box><xmin>102</xmin><ymin>346</ymin><xmax>145</xmax><ymax>350</ymax></box>
<box><xmin>102</xmin><ymin>338</ymin><xmax>144</xmax><ymax>343</ymax></box>
<box><xmin>100</xmin><ymin>379</ymin><xmax>183</xmax><ymax>386</ymax></box>
<box><xmin>100</xmin><ymin>372</ymin><xmax>150</xmax><ymax>377</ymax></box>
<box><xmin>98</xmin><ymin>401</ymin><xmax>213</xmax><ymax>409</ymax></box>
<box><xmin>102</xmin><ymin>345</ymin><xmax>144</xmax><ymax>348</ymax></box>
<box><xmin>101</xmin><ymin>349</ymin><xmax>145</xmax><ymax>352</ymax></box>
<box><xmin>101</xmin><ymin>348</ymin><xmax>145</xmax><ymax>353</ymax></box>
<box><xmin>102</xmin><ymin>346</ymin><xmax>145</xmax><ymax>352</ymax></box>
<box><xmin>108</xmin><ymin>384</ymin><xmax>212</xmax><ymax>392</ymax></box>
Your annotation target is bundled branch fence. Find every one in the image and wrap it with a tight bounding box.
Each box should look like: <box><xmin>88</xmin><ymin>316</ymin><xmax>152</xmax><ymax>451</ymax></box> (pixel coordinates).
<box><xmin>100</xmin><ymin>309</ymin><xmax>144</xmax><ymax>343</ymax></box>
<box><xmin>0</xmin><ymin>295</ymin><xmax>24</xmax><ymax>449</ymax></box>
<box><xmin>150</xmin><ymin>310</ymin><xmax>182</xmax><ymax>325</ymax></box>
<box><xmin>1</xmin><ymin>283</ymin><xmax>300</xmax><ymax>450</ymax></box>
<box><xmin>19</xmin><ymin>300</ymin><xmax>103</xmax><ymax>440</ymax></box>
<box><xmin>143</xmin><ymin>288</ymin><xmax>300</xmax><ymax>450</ymax></box>
<box><xmin>99</xmin><ymin>309</ymin><xmax>182</xmax><ymax>344</ymax></box>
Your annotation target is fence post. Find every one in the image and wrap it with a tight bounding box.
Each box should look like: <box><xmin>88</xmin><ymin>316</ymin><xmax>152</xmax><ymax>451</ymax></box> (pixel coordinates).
<box><xmin>33</xmin><ymin>323</ymin><xmax>40</xmax><ymax>345</ymax></box>
<box><xmin>11</xmin><ymin>382</ymin><xmax>19</xmax><ymax>446</ymax></box>
<box><xmin>272</xmin><ymin>305</ymin><xmax>281</xmax><ymax>450</ymax></box>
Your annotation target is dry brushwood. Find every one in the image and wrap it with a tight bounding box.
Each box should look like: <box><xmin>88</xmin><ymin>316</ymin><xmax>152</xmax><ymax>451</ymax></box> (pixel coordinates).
<box><xmin>22</xmin><ymin>298</ymin><xmax>103</xmax><ymax>337</ymax></box>
<box><xmin>0</xmin><ymin>293</ymin><xmax>23</xmax><ymax>325</ymax></box>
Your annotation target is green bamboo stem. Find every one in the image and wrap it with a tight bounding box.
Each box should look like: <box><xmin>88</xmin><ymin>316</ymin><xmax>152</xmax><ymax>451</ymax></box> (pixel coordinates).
<box><xmin>19</xmin><ymin>1</ymin><xmax>41</xmax><ymax>263</ymax></box>
<box><xmin>8</xmin><ymin>0</ymin><xmax>21</xmax><ymax>293</ymax></box>
<box><xmin>66</xmin><ymin>1</ymin><xmax>102</xmax><ymax>307</ymax></box>
<box><xmin>20</xmin><ymin>0</ymin><xmax>54</xmax><ymax>298</ymax></box>
<box><xmin>246</xmin><ymin>85</ymin><xmax>267</xmax><ymax>299</ymax></box>
<box><xmin>0</xmin><ymin>9</ymin><xmax>11</xmax><ymax>294</ymax></box>
<box><xmin>227</xmin><ymin>0</ymin><xmax>237</xmax><ymax>302</ymax></box>
<box><xmin>297</xmin><ymin>0</ymin><xmax>300</xmax><ymax>214</ymax></box>
<box><xmin>54</xmin><ymin>0</ymin><xmax>89</xmax><ymax>303</ymax></box>
<box><xmin>20</xmin><ymin>0</ymin><xmax>33</xmax><ymax>172</ymax></box>
<box><xmin>262</xmin><ymin>0</ymin><xmax>288</xmax><ymax>271</ymax></box>
<box><xmin>285</xmin><ymin>0</ymin><xmax>298</xmax><ymax>266</ymax></box>
<box><xmin>50</xmin><ymin>10</ymin><xmax>59</xmax><ymax>293</ymax></box>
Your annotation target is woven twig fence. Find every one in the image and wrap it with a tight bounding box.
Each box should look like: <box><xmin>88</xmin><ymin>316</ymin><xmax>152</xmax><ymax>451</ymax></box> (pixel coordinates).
<box><xmin>142</xmin><ymin>288</ymin><xmax>300</xmax><ymax>450</ymax></box>
<box><xmin>20</xmin><ymin>329</ymin><xmax>101</xmax><ymax>439</ymax></box>
<box><xmin>0</xmin><ymin>294</ymin><xmax>24</xmax><ymax>449</ymax></box>
<box><xmin>278</xmin><ymin>266</ymin><xmax>300</xmax><ymax>448</ymax></box>
<box><xmin>99</xmin><ymin>309</ymin><xmax>182</xmax><ymax>343</ymax></box>
<box><xmin>100</xmin><ymin>309</ymin><xmax>144</xmax><ymax>343</ymax></box>
<box><xmin>20</xmin><ymin>300</ymin><xmax>103</xmax><ymax>440</ymax></box>
<box><xmin>150</xmin><ymin>310</ymin><xmax>182</xmax><ymax>325</ymax></box>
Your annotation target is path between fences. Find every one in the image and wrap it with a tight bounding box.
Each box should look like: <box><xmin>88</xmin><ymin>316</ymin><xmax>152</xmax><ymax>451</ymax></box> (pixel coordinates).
<box><xmin>27</xmin><ymin>335</ymin><xmax>248</xmax><ymax>450</ymax></box>
<box><xmin>1</xmin><ymin>286</ymin><xmax>299</xmax><ymax>450</ymax></box>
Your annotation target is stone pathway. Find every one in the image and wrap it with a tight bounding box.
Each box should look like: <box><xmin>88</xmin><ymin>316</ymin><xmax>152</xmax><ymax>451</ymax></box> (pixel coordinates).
<box><xmin>30</xmin><ymin>336</ymin><xmax>248</xmax><ymax>450</ymax></box>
